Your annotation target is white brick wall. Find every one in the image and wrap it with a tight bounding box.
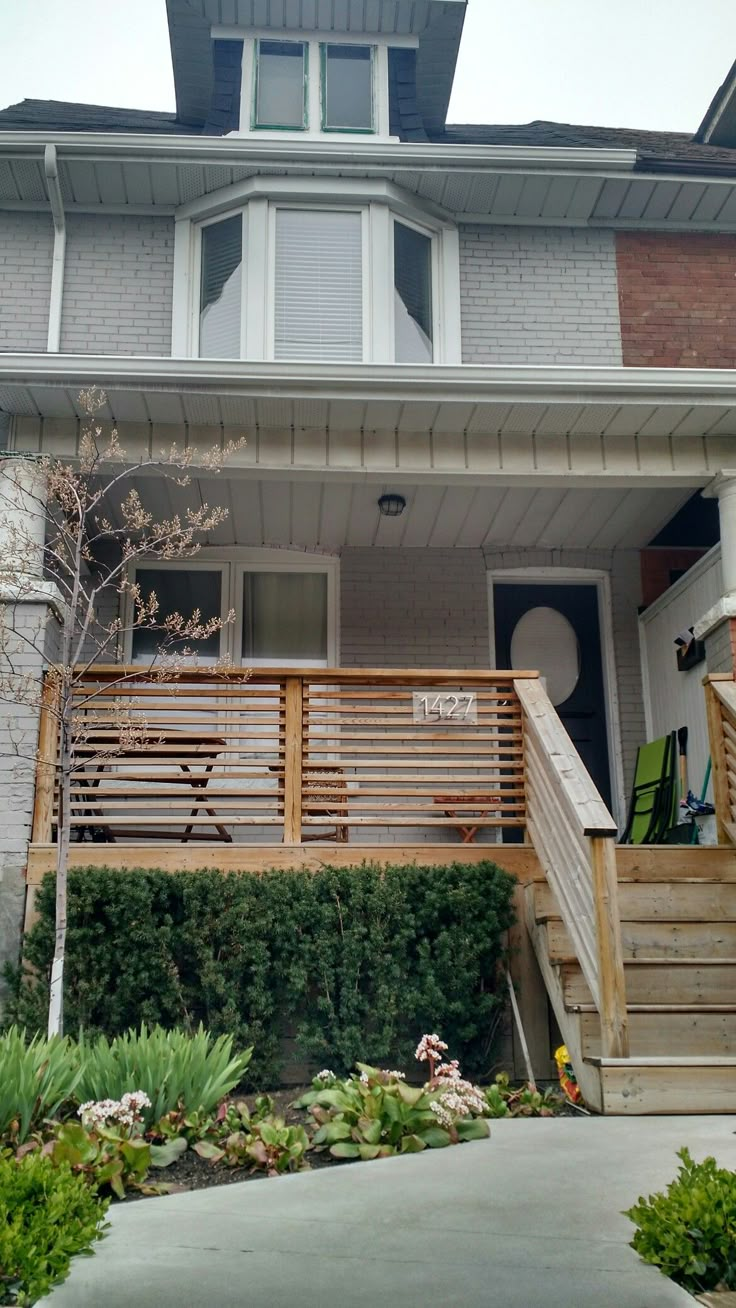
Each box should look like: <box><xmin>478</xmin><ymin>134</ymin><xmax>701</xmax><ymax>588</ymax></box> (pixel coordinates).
<box><xmin>459</xmin><ymin>225</ymin><xmax>623</xmax><ymax>365</ymax></box>
<box><xmin>60</xmin><ymin>215</ymin><xmax>174</xmax><ymax>355</ymax></box>
<box><xmin>0</xmin><ymin>211</ymin><xmax>54</xmax><ymax>352</ymax></box>
<box><xmin>0</xmin><ymin>601</ymin><xmax>60</xmax><ymax>991</ymax></box>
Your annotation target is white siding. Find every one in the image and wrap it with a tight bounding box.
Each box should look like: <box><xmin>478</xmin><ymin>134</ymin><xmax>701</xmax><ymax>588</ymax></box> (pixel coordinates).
<box><xmin>639</xmin><ymin>547</ymin><xmax>722</xmax><ymax>805</ymax></box>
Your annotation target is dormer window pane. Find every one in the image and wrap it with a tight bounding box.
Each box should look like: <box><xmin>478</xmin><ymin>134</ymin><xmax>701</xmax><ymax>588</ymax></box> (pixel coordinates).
<box><xmin>323</xmin><ymin>45</ymin><xmax>374</xmax><ymax>131</ymax></box>
<box><xmin>256</xmin><ymin>40</ymin><xmax>307</xmax><ymax>129</ymax></box>
<box><xmin>199</xmin><ymin>215</ymin><xmax>243</xmax><ymax>359</ymax></box>
<box><xmin>394</xmin><ymin>221</ymin><xmax>433</xmax><ymax>364</ymax></box>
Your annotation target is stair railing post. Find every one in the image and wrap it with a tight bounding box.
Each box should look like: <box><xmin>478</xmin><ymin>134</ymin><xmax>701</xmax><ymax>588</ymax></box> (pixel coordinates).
<box><xmin>590</xmin><ymin>834</ymin><xmax>629</xmax><ymax>1059</ymax></box>
<box><xmin>704</xmin><ymin>677</ymin><xmax>732</xmax><ymax>845</ymax></box>
<box><xmin>31</xmin><ymin>671</ymin><xmax>60</xmax><ymax>845</ymax></box>
<box><xmin>283</xmin><ymin>675</ymin><xmax>303</xmax><ymax>844</ymax></box>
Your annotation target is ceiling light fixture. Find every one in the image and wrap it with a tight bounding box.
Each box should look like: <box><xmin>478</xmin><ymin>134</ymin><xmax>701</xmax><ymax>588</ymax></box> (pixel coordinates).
<box><xmin>377</xmin><ymin>493</ymin><xmax>407</xmax><ymax>518</ymax></box>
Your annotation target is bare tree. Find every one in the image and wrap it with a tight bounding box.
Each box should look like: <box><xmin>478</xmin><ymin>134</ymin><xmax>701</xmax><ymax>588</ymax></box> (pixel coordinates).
<box><xmin>0</xmin><ymin>389</ymin><xmax>244</xmax><ymax>1036</ymax></box>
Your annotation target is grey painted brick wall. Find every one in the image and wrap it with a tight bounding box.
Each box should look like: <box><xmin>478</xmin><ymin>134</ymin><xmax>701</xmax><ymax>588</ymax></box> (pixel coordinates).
<box><xmin>0</xmin><ymin>211</ymin><xmax>54</xmax><ymax>352</ymax></box>
<box><xmin>459</xmin><ymin>225</ymin><xmax>623</xmax><ymax>365</ymax></box>
<box><xmin>341</xmin><ymin>548</ymin><xmax>490</xmax><ymax>670</ymax></box>
<box><xmin>60</xmin><ymin>215</ymin><xmax>174</xmax><ymax>355</ymax></box>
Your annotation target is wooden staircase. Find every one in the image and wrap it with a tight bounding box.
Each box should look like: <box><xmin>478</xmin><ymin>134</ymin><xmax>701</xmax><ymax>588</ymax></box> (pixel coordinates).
<box><xmin>526</xmin><ymin>846</ymin><xmax>736</xmax><ymax>1113</ymax></box>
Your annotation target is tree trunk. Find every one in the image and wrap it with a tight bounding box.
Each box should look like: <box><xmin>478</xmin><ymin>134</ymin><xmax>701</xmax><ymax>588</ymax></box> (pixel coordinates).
<box><xmin>47</xmin><ymin>719</ymin><xmax>70</xmax><ymax>1038</ymax></box>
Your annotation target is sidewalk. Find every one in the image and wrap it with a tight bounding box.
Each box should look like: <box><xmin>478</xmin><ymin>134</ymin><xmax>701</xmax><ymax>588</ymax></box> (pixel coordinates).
<box><xmin>43</xmin><ymin>1116</ymin><xmax>736</xmax><ymax>1307</ymax></box>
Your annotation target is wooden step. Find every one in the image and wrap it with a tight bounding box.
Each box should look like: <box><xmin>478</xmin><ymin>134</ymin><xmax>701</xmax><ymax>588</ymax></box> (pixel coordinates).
<box><xmin>616</xmin><ymin>846</ymin><xmax>736</xmax><ymax>882</ymax></box>
<box><xmin>546</xmin><ymin>918</ymin><xmax>736</xmax><ymax>962</ymax></box>
<box><xmin>533</xmin><ymin>880</ymin><xmax>736</xmax><ymax>923</ymax></box>
<box><xmin>579</xmin><ymin>1006</ymin><xmax>736</xmax><ymax>1057</ymax></box>
<box><xmin>587</xmin><ymin>1056</ymin><xmax>736</xmax><ymax>1114</ymax></box>
<box><xmin>562</xmin><ymin>959</ymin><xmax>736</xmax><ymax>1008</ymax></box>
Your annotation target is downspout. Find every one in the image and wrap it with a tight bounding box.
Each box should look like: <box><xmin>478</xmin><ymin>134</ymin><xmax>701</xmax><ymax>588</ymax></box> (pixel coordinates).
<box><xmin>44</xmin><ymin>144</ymin><xmax>66</xmax><ymax>353</ymax></box>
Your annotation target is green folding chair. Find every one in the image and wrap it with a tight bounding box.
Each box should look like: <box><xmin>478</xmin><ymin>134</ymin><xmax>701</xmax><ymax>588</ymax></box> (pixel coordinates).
<box><xmin>621</xmin><ymin>732</ymin><xmax>678</xmax><ymax>845</ymax></box>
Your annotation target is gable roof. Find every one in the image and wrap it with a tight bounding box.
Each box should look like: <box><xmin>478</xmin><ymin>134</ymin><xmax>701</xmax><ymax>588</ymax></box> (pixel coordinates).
<box><xmin>696</xmin><ymin>57</ymin><xmax>736</xmax><ymax>147</ymax></box>
<box><xmin>436</xmin><ymin>121</ymin><xmax>736</xmax><ymax>172</ymax></box>
<box><xmin>0</xmin><ymin>99</ymin><xmax>193</xmax><ymax>135</ymax></box>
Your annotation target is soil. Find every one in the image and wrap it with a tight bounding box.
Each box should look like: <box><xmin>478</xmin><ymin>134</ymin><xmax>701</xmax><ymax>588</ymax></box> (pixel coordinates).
<box><xmin>129</xmin><ymin>1084</ymin><xmax>580</xmax><ymax>1202</ymax></box>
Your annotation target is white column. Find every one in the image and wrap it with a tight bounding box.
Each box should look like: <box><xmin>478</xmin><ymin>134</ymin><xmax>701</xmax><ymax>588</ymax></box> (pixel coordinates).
<box><xmin>0</xmin><ymin>456</ymin><xmax>47</xmax><ymax>587</ymax></box>
<box><xmin>711</xmin><ymin>471</ymin><xmax>736</xmax><ymax>595</ymax></box>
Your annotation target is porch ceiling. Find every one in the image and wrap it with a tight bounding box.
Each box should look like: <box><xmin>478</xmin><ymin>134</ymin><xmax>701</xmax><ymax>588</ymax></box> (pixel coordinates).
<box><xmin>100</xmin><ymin>474</ymin><xmax>691</xmax><ymax>550</ymax></box>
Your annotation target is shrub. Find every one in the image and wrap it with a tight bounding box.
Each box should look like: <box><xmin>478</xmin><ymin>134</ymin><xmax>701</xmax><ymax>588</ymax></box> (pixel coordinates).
<box><xmin>196</xmin><ymin>1099</ymin><xmax>310</xmax><ymax>1175</ymax></box>
<box><xmin>0</xmin><ymin>1150</ymin><xmax>108</xmax><ymax>1306</ymax></box>
<box><xmin>484</xmin><ymin>1072</ymin><xmax>565</xmax><ymax>1118</ymax></box>
<box><xmin>74</xmin><ymin>1025</ymin><xmax>252</xmax><ymax>1131</ymax></box>
<box><xmin>625</xmin><ymin>1148</ymin><xmax>736</xmax><ymax>1294</ymax></box>
<box><xmin>0</xmin><ymin>1028</ymin><xmax>82</xmax><ymax>1145</ymax></box>
<box><xmin>9</xmin><ymin>863</ymin><xmax>515</xmax><ymax>1085</ymax></box>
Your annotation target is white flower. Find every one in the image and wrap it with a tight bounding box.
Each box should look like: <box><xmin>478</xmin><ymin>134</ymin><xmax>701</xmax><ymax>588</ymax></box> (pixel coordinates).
<box><xmin>359</xmin><ymin>1072</ymin><xmax>370</xmax><ymax>1085</ymax></box>
<box><xmin>78</xmin><ymin>1089</ymin><xmax>151</xmax><ymax>1132</ymax></box>
<box><xmin>415</xmin><ymin>1034</ymin><xmax>449</xmax><ymax>1063</ymax></box>
<box><xmin>315</xmin><ymin>1069</ymin><xmax>336</xmax><ymax>1083</ymax></box>
<box><xmin>387</xmin><ymin>1070</ymin><xmax>406</xmax><ymax>1081</ymax></box>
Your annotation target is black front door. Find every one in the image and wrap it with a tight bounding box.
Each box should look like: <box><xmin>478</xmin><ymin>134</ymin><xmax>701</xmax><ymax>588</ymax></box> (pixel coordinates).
<box><xmin>493</xmin><ymin>582</ymin><xmax>612</xmax><ymax>808</ymax></box>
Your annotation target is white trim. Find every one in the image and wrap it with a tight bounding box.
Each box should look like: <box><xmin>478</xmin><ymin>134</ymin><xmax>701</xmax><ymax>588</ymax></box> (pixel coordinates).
<box><xmin>487</xmin><ymin>566</ymin><xmax>626</xmax><ymax>824</ymax></box>
<box><xmin>213</xmin><ymin>25</ymin><xmax>418</xmax><ymax>49</ymax></box>
<box><xmin>43</xmin><ymin>145</ymin><xmax>65</xmax><ymax>354</ymax></box>
<box><xmin>175</xmin><ymin>176</ymin><xmax>452</xmax><ymax>225</ymax></box>
<box><xmin>171</xmin><ymin>216</ymin><xmax>192</xmax><ymax>356</ymax></box>
<box><xmin>639</xmin><ymin>544</ymin><xmax>722</xmax><ymax>626</ymax></box>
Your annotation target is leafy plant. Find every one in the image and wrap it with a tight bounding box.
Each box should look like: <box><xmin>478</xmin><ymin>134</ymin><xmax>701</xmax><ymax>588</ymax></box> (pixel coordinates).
<box><xmin>484</xmin><ymin>1073</ymin><xmax>565</xmax><ymax>1119</ymax></box>
<box><xmin>47</xmin><ymin>1120</ymin><xmax>153</xmax><ymax>1201</ymax></box>
<box><xmin>0</xmin><ymin>1028</ymin><xmax>82</xmax><ymax>1145</ymax></box>
<box><xmin>297</xmin><ymin>1058</ymin><xmax>490</xmax><ymax>1161</ymax></box>
<box><xmin>0</xmin><ymin>1149</ymin><xmax>108</xmax><ymax>1306</ymax></box>
<box><xmin>74</xmin><ymin>1024</ymin><xmax>252</xmax><ymax>1130</ymax></box>
<box><xmin>625</xmin><ymin>1148</ymin><xmax>736</xmax><ymax>1294</ymax></box>
<box><xmin>195</xmin><ymin>1098</ymin><xmax>310</xmax><ymax>1176</ymax></box>
<box><xmin>9</xmin><ymin>862</ymin><xmax>515</xmax><ymax>1085</ymax></box>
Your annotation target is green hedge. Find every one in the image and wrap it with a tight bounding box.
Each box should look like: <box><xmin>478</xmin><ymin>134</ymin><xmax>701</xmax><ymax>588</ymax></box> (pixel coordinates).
<box><xmin>9</xmin><ymin>862</ymin><xmax>516</xmax><ymax>1086</ymax></box>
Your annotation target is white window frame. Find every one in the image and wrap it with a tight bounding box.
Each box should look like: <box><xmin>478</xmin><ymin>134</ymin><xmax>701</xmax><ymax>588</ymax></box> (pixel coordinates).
<box><xmin>124</xmin><ymin>550</ymin><xmax>339</xmax><ymax>668</ymax></box>
<box><xmin>173</xmin><ymin>179</ymin><xmax>462</xmax><ymax>365</ymax></box>
<box><xmin>192</xmin><ymin>208</ymin><xmax>248</xmax><ymax>361</ymax></box>
<box><xmin>231</xmin><ymin>28</ymin><xmax>397</xmax><ymax>142</ymax></box>
<box><xmin>124</xmin><ymin>559</ymin><xmax>232</xmax><ymax>665</ymax></box>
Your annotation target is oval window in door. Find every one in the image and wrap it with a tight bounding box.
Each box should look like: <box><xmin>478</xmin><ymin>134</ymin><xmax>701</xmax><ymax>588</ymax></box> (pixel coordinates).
<box><xmin>509</xmin><ymin>606</ymin><xmax>581</xmax><ymax>707</ymax></box>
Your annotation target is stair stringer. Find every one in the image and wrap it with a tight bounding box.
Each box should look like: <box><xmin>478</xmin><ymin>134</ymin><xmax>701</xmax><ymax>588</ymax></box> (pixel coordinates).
<box><xmin>523</xmin><ymin>884</ymin><xmax>603</xmax><ymax>1113</ymax></box>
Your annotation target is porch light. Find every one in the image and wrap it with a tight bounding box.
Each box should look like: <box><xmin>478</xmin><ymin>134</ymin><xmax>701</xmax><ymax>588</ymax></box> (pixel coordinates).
<box><xmin>378</xmin><ymin>493</ymin><xmax>406</xmax><ymax>517</ymax></box>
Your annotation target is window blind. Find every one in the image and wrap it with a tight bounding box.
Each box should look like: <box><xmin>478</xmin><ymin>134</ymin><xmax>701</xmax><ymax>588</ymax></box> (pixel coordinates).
<box><xmin>199</xmin><ymin>215</ymin><xmax>243</xmax><ymax>359</ymax></box>
<box><xmin>274</xmin><ymin>209</ymin><xmax>363</xmax><ymax>362</ymax></box>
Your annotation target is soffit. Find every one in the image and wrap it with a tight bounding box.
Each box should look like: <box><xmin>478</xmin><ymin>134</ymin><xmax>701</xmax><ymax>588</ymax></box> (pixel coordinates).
<box><xmin>95</xmin><ymin>474</ymin><xmax>691</xmax><ymax>552</ymax></box>
<box><xmin>4</xmin><ymin>141</ymin><xmax>736</xmax><ymax>228</ymax></box>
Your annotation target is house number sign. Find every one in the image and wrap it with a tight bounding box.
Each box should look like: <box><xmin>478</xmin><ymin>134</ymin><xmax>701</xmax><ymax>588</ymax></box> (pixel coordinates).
<box><xmin>412</xmin><ymin>692</ymin><xmax>478</xmax><ymax>724</ymax></box>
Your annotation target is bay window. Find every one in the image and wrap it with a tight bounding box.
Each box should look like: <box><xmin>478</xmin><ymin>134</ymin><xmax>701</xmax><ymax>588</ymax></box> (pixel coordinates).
<box><xmin>179</xmin><ymin>182</ymin><xmax>460</xmax><ymax>365</ymax></box>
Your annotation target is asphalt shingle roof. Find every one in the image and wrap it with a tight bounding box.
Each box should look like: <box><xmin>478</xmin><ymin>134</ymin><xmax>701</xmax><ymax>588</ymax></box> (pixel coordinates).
<box><xmin>1</xmin><ymin>100</ymin><xmax>736</xmax><ymax>173</ymax></box>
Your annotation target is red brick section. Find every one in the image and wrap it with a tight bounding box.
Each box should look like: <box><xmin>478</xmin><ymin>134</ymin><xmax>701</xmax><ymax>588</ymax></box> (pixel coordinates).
<box><xmin>640</xmin><ymin>548</ymin><xmax>709</xmax><ymax>607</ymax></box>
<box><xmin>617</xmin><ymin>232</ymin><xmax>736</xmax><ymax>368</ymax></box>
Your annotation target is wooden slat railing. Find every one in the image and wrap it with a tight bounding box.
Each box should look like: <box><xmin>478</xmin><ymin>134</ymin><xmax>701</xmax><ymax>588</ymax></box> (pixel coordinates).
<box><xmin>514</xmin><ymin>678</ymin><xmax>629</xmax><ymax>1060</ymax></box>
<box><xmin>34</xmin><ymin>666</ymin><xmax>534</xmax><ymax>844</ymax></box>
<box><xmin>704</xmin><ymin>675</ymin><xmax>736</xmax><ymax>845</ymax></box>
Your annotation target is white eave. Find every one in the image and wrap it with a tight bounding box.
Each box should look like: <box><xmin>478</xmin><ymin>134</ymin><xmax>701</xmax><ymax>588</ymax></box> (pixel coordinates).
<box><xmin>3</xmin><ymin>132</ymin><xmax>736</xmax><ymax>229</ymax></box>
<box><xmin>2</xmin><ymin>355</ymin><xmax>736</xmax><ymax>444</ymax></box>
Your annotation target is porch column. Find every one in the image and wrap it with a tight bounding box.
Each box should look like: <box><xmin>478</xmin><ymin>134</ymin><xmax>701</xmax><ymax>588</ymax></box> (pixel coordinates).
<box><xmin>0</xmin><ymin>457</ymin><xmax>62</xmax><ymax>1000</ymax></box>
<box><xmin>694</xmin><ymin>471</ymin><xmax>736</xmax><ymax>677</ymax></box>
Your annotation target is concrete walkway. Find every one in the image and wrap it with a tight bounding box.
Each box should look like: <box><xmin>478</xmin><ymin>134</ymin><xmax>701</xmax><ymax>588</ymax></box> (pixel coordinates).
<box><xmin>44</xmin><ymin>1116</ymin><xmax>736</xmax><ymax>1307</ymax></box>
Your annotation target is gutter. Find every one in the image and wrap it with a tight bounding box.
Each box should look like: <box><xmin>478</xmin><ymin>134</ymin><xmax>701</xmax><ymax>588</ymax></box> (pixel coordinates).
<box><xmin>43</xmin><ymin>144</ymin><xmax>65</xmax><ymax>352</ymax></box>
<box><xmin>1</xmin><ymin>354</ymin><xmax>736</xmax><ymax>406</ymax></box>
<box><xmin>0</xmin><ymin>131</ymin><xmax>639</xmax><ymax>175</ymax></box>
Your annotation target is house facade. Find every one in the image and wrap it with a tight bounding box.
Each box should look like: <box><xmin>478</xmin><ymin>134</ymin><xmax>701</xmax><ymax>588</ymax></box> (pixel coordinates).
<box><xmin>2</xmin><ymin>0</ymin><xmax>736</xmax><ymax>1110</ymax></box>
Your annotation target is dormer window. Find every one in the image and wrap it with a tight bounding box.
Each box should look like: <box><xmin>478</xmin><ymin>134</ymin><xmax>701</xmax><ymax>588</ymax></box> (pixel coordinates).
<box><xmin>254</xmin><ymin>39</ymin><xmax>307</xmax><ymax>131</ymax></box>
<box><xmin>322</xmin><ymin>44</ymin><xmax>374</xmax><ymax>133</ymax></box>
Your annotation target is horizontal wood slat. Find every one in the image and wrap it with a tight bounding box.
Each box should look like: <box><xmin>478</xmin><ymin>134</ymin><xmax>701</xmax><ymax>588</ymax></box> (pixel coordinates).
<box><xmin>40</xmin><ymin>667</ymin><xmax>530</xmax><ymax>844</ymax></box>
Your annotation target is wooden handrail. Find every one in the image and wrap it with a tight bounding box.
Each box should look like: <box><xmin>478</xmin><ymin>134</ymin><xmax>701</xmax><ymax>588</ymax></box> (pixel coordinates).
<box><xmin>514</xmin><ymin>677</ymin><xmax>629</xmax><ymax>1060</ymax></box>
<box><xmin>704</xmin><ymin>676</ymin><xmax>736</xmax><ymax>845</ymax></box>
<box><xmin>76</xmin><ymin>666</ymin><xmax>541</xmax><ymax>685</ymax></box>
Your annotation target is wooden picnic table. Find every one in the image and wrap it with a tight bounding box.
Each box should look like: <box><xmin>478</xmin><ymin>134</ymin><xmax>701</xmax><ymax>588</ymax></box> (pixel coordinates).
<box><xmin>71</xmin><ymin>729</ymin><xmax>233</xmax><ymax>843</ymax></box>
